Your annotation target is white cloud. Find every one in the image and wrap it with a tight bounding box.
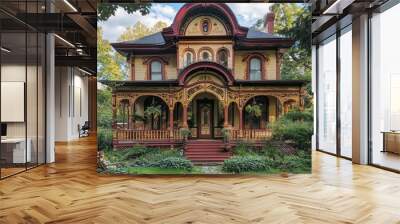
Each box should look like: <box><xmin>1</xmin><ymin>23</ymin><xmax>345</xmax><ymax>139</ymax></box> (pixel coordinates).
<box><xmin>99</xmin><ymin>3</ymin><xmax>271</xmax><ymax>42</ymax></box>
<box><xmin>98</xmin><ymin>3</ymin><xmax>176</xmax><ymax>42</ymax></box>
<box><xmin>227</xmin><ymin>3</ymin><xmax>271</xmax><ymax>27</ymax></box>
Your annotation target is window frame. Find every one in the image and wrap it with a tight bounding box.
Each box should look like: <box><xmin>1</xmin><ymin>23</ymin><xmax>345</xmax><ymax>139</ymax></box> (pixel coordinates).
<box><xmin>217</xmin><ymin>48</ymin><xmax>229</xmax><ymax>67</ymax></box>
<box><xmin>150</xmin><ymin>60</ymin><xmax>163</xmax><ymax>81</ymax></box>
<box><xmin>143</xmin><ymin>56</ymin><xmax>168</xmax><ymax>81</ymax></box>
<box><xmin>198</xmin><ymin>47</ymin><xmax>214</xmax><ymax>62</ymax></box>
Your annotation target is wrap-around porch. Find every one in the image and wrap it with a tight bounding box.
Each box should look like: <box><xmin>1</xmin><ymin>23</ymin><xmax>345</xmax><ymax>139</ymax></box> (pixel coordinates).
<box><xmin>113</xmin><ymin>92</ymin><xmax>298</xmax><ymax>145</ymax></box>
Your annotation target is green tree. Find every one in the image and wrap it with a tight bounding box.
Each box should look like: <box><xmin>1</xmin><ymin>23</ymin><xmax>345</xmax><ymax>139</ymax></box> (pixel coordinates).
<box><xmin>115</xmin><ymin>21</ymin><xmax>168</xmax><ymax>80</ymax></box>
<box><xmin>97</xmin><ymin>27</ymin><xmax>124</xmax><ymax>80</ymax></box>
<box><xmin>117</xmin><ymin>21</ymin><xmax>168</xmax><ymax>42</ymax></box>
<box><xmin>271</xmin><ymin>4</ymin><xmax>311</xmax><ymax>82</ymax></box>
<box><xmin>98</xmin><ymin>3</ymin><xmax>151</xmax><ymax>21</ymax></box>
<box><xmin>254</xmin><ymin>4</ymin><xmax>312</xmax><ymax>107</ymax></box>
<box><xmin>253</xmin><ymin>4</ymin><xmax>311</xmax><ymax>82</ymax></box>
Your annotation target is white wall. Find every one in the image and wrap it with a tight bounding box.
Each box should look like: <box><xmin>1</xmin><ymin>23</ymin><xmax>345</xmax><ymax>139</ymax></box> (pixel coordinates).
<box><xmin>54</xmin><ymin>66</ymin><xmax>89</xmax><ymax>141</ymax></box>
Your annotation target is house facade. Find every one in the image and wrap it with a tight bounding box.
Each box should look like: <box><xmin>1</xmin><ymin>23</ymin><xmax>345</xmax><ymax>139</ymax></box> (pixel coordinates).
<box><xmin>108</xmin><ymin>3</ymin><xmax>306</xmax><ymax>149</ymax></box>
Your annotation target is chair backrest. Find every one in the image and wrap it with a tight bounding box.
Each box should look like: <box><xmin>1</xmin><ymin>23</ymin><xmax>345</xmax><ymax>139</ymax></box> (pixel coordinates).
<box><xmin>82</xmin><ymin>121</ymin><xmax>90</xmax><ymax>129</ymax></box>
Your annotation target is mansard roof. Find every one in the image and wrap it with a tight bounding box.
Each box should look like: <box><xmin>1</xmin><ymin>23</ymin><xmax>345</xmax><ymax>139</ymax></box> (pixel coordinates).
<box><xmin>118</xmin><ymin>32</ymin><xmax>165</xmax><ymax>45</ymax></box>
<box><xmin>111</xmin><ymin>3</ymin><xmax>294</xmax><ymax>56</ymax></box>
<box><xmin>246</xmin><ymin>29</ymin><xmax>285</xmax><ymax>39</ymax></box>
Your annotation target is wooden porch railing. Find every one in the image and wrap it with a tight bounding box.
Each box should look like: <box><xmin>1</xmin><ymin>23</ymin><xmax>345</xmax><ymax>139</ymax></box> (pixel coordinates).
<box><xmin>113</xmin><ymin>129</ymin><xmax>183</xmax><ymax>141</ymax></box>
<box><xmin>230</xmin><ymin>129</ymin><xmax>272</xmax><ymax>141</ymax></box>
<box><xmin>113</xmin><ymin>128</ymin><xmax>272</xmax><ymax>141</ymax></box>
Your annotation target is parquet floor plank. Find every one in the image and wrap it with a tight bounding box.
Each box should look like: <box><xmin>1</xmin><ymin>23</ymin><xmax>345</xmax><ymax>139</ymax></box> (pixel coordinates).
<box><xmin>0</xmin><ymin>136</ymin><xmax>399</xmax><ymax>223</ymax></box>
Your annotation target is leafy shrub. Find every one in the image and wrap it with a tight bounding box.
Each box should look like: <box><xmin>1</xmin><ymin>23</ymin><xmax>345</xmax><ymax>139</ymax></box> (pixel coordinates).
<box><xmin>276</xmin><ymin>154</ymin><xmax>311</xmax><ymax>172</ymax></box>
<box><xmin>128</xmin><ymin>157</ymin><xmax>152</xmax><ymax>167</ymax></box>
<box><xmin>232</xmin><ymin>141</ymin><xmax>256</xmax><ymax>156</ymax></box>
<box><xmin>262</xmin><ymin>143</ymin><xmax>284</xmax><ymax>160</ymax></box>
<box><xmin>222</xmin><ymin>156</ymin><xmax>268</xmax><ymax>173</ymax></box>
<box><xmin>270</xmin><ymin>119</ymin><xmax>313</xmax><ymax>151</ymax></box>
<box><xmin>103</xmin><ymin>150</ymin><xmax>124</xmax><ymax>163</ymax></box>
<box><xmin>97</xmin><ymin>88</ymin><xmax>112</xmax><ymax>129</ymax></box>
<box><xmin>120</xmin><ymin>145</ymin><xmax>149</xmax><ymax>160</ymax></box>
<box><xmin>127</xmin><ymin>148</ymin><xmax>182</xmax><ymax>167</ymax></box>
<box><xmin>283</xmin><ymin>108</ymin><xmax>313</xmax><ymax>122</ymax></box>
<box><xmin>140</xmin><ymin>149</ymin><xmax>181</xmax><ymax>161</ymax></box>
<box><xmin>98</xmin><ymin>128</ymin><xmax>113</xmax><ymax>151</ymax></box>
<box><xmin>152</xmin><ymin>157</ymin><xmax>193</xmax><ymax>171</ymax></box>
<box><xmin>180</xmin><ymin>128</ymin><xmax>191</xmax><ymax>139</ymax></box>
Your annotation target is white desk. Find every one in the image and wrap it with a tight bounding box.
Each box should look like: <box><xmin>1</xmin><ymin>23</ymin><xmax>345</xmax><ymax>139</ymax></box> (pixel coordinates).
<box><xmin>1</xmin><ymin>138</ymin><xmax>31</xmax><ymax>163</ymax></box>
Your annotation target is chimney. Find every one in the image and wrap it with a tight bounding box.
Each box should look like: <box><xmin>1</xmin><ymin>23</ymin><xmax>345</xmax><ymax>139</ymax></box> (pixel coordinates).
<box><xmin>264</xmin><ymin>12</ymin><xmax>275</xmax><ymax>33</ymax></box>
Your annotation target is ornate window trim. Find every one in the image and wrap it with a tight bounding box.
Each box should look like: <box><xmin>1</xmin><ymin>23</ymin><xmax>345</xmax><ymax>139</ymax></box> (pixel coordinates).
<box><xmin>242</xmin><ymin>53</ymin><xmax>268</xmax><ymax>80</ymax></box>
<box><xmin>143</xmin><ymin>56</ymin><xmax>169</xmax><ymax>80</ymax></box>
<box><xmin>216</xmin><ymin>47</ymin><xmax>230</xmax><ymax>67</ymax></box>
<box><xmin>198</xmin><ymin>47</ymin><xmax>214</xmax><ymax>62</ymax></box>
<box><xmin>200</xmin><ymin>18</ymin><xmax>212</xmax><ymax>34</ymax></box>
<box><xmin>183</xmin><ymin>48</ymin><xmax>196</xmax><ymax>67</ymax></box>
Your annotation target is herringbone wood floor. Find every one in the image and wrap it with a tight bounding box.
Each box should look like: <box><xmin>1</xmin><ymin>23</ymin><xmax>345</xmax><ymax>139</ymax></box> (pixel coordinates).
<box><xmin>1</xmin><ymin>136</ymin><xmax>400</xmax><ymax>224</ymax></box>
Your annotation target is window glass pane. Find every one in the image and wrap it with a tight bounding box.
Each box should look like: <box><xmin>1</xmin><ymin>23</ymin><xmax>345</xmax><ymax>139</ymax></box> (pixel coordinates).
<box><xmin>371</xmin><ymin>4</ymin><xmax>400</xmax><ymax>171</ymax></box>
<box><xmin>1</xmin><ymin>30</ymin><xmax>28</xmax><ymax>177</ymax></box>
<box><xmin>185</xmin><ymin>52</ymin><xmax>192</xmax><ymax>66</ymax></box>
<box><xmin>219</xmin><ymin>50</ymin><xmax>227</xmax><ymax>66</ymax></box>
<box><xmin>151</xmin><ymin>61</ymin><xmax>161</xmax><ymax>72</ymax></box>
<box><xmin>250</xmin><ymin>58</ymin><xmax>261</xmax><ymax>80</ymax></box>
<box><xmin>250</xmin><ymin>70</ymin><xmax>261</xmax><ymax>80</ymax></box>
<box><xmin>318</xmin><ymin>35</ymin><xmax>337</xmax><ymax>154</ymax></box>
<box><xmin>340</xmin><ymin>27</ymin><xmax>352</xmax><ymax>158</ymax></box>
<box><xmin>151</xmin><ymin>61</ymin><xmax>162</xmax><ymax>80</ymax></box>
<box><xmin>202</xmin><ymin>51</ymin><xmax>210</xmax><ymax>61</ymax></box>
<box><xmin>152</xmin><ymin>73</ymin><xmax>162</xmax><ymax>80</ymax></box>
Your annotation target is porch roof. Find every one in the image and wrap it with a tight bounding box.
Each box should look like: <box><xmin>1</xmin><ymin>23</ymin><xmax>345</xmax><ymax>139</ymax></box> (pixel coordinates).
<box><xmin>100</xmin><ymin>79</ymin><xmax>307</xmax><ymax>89</ymax></box>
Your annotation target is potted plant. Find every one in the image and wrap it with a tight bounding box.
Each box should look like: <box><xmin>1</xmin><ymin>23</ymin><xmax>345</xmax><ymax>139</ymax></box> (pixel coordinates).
<box><xmin>144</xmin><ymin>104</ymin><xmax>162</xmax><ymax>129</ymax></box>
<box><xmin>245</xmin><ymin>100</ymin><xmax>262</xmax><ymax>129</ymax></box>
<box><xmin>221</xmin><ymin>127</ymin><xmax>232</xmax><ymax>152</ymax></box>
<box><xmin>180</xmin><ymin>128</ymin><xmax>191</xmax><ymax>142</ymax></box>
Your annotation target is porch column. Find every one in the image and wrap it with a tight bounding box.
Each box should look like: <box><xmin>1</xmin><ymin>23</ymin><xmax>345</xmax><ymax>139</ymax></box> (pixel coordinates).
<box><xmin>169</xmin><ymin>108</ymin><xmax>174</xmax><ymax>136</ymax></box>
<box><xmin>239</xmin><ymin>108</ymin><xmax>243</xmax><ymax>130</ymax></box>
<box><xmin>112</xmin><ymin>94</ymin><xmax>117</xmax><ymax>129</ymax></box>
<box><xmin>182</xmin><ymin>104</ymin><xmax>188</xmax><ymax>128</ymax></box>
<box><xmin>127</xmin><ymin>103</ymin><xmax>131</xmax><ymax>129</ymax></box>
<box><xmin>224</xmin><ymin>104</ymin><xmax>229</xmax><ymax>127</ymax></box>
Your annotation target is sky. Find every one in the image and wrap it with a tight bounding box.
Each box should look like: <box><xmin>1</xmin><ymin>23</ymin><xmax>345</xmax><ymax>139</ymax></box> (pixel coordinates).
<box><xmin>98</xmin><ymin>3</ymin><xmax>272</xmax><ymax>42</ymax></box>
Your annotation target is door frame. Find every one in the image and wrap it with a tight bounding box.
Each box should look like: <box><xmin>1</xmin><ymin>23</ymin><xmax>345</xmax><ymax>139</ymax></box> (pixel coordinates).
<box><xmin>196</xmin><ymin>99</ymin><xmax>214</xmax><ymax>139</ymax></box>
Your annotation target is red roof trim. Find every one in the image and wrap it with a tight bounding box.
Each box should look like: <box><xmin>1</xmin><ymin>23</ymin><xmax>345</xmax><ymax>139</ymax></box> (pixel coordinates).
<box><xmin>163</xmin><ymin>3</ymin><xmax>248</xmax><ymax>39</ymax></box>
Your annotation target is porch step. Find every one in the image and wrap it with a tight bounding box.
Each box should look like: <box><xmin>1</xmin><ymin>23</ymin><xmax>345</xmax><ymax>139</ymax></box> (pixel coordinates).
<box><xmin>184</xmin><ymin>139</ymin><xmax>232</xmax><ymax>164</ymax></box>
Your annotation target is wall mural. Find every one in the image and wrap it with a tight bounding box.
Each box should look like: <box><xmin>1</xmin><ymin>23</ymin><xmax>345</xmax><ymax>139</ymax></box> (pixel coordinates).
<box><xmin>97</xmin><ymin>3</ymin><xmax>312</xmax><ymax>175</ymax></box>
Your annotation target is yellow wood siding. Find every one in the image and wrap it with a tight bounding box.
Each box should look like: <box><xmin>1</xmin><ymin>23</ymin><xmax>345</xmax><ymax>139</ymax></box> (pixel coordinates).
<box><xmin>134</xmin><ymin>57</ymin><xmax>146</xmax><ymax>80</ymax></box>
<box><xmin>133</xmin><ymin>55</ymin><xmax>177</xmax><ymax>80</ymax></box>
<box><xmin>233</xmin><ymin>50</ymin><xmax>277</xmax><ymax>80</ymax></box>
<box><xmin>131</xmin><ymin>49</ymin><xmax>280</xmax><ymax>81</ymax></box>
<box><xmin>165</xmin><ymin>54</ymin><xmax>177</xmax><ymax>80</ymax></box>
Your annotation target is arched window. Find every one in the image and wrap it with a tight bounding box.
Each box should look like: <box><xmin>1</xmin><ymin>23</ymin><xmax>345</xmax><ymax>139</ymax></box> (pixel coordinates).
<box><xmin>150</xmin><ymin>61</ymin><xmax>162</xmax><ymax>80</ymax></box>
<box><xmin>217</xmin><ymin>49</ymin><xmax>228</xmax><ymax>67</ymax></box>
<box><xmin>184</xmin><ymin>51</ymin><xmax>193</xmax><ymax>67</ymax></box>
<box><xmin>202</xmin><ymin>51</ymin><xmax>211</xmax><ymax>61</ymax></box>
<box><xmin>249</xmin><ymin>57</ymin><xmax>262</xmax><ymax>80</ymax></box>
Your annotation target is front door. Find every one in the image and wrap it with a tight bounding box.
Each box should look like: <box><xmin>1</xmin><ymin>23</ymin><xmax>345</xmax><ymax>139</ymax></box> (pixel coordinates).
<box><xmin>197</xmin><ymin>99</ymin><xmax>214</xmax><ymax>138</ymax></box>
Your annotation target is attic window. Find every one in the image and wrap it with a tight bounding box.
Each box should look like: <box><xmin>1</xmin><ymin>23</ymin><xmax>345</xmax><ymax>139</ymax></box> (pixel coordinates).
<box><xmin>202</xmin><ymin>19</ymin><xmax>210</xmax><ymax>33</ymax></box>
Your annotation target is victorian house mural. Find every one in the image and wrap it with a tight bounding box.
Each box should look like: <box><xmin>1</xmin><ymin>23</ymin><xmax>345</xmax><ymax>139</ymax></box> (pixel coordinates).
<box><xmin>105</xmin><ymin>3</ymin><xmax>306</xmax><ymax>164</ymax></box>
